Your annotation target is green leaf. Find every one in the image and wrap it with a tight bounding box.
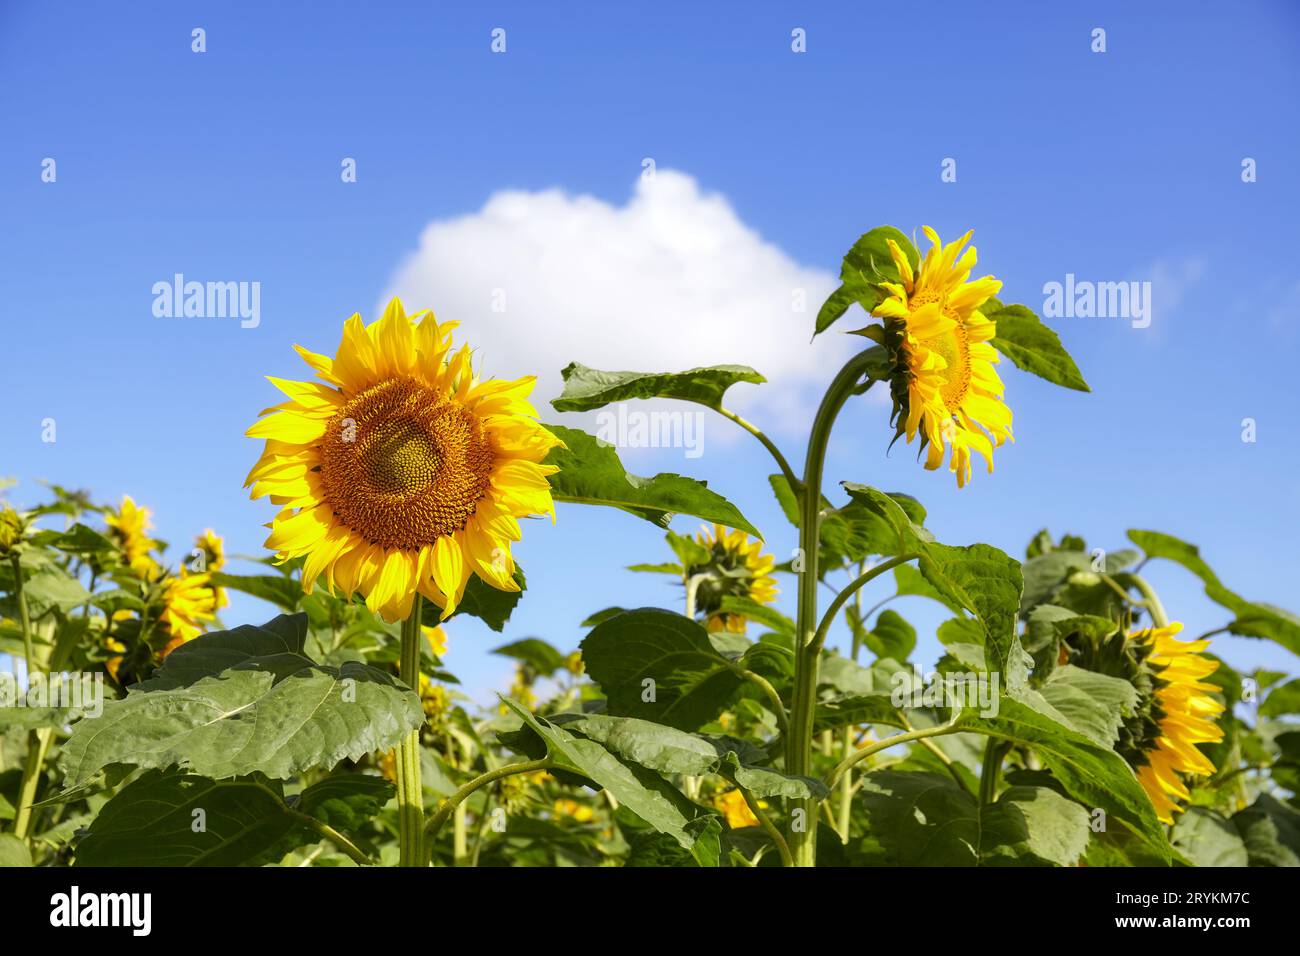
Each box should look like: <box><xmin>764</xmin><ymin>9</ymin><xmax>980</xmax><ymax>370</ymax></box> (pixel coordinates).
<box><xmin>60</xmin><ymin>615</ymin><xmax>423</xmax><ymax>787</ymax></box>
<box><xmin>863</xmin><ymin>608</ymin><xmax>916</xmax><ymax>662</ymax></box>
<box><xmin>74</xmin><ymin>771</ymin><xmax>312</xmax><ymax>867</ymax></box>
<box><xmin>816</xmin><ymin>226</ymin><xmax>918</xmax><ymax>335</ymax></box>
<box><xmin>21</xmin><ymin>567</ymin><xmax>92</xmax><ymax>613</ymax></box>
<box><xmin>984</xmin><ymin>299</ymin><xmax>1089</xmax><ymax>392</ymax></box>
<box><xmin>718</xmin><ymin>596</ymin><xmax>794</xmax><ymax>636</ymax></box>
<box><xmin>892</xmin><ymin>562</ymin><xmax>962</xmax><ymax>613</ymax></box>
<box><xmin>720</xmin><ymin>751</ymin><xmax>827</xmax><ymax>800</ymax></box>
<box><xmin>957</xmin><ymin>697</ymin><xmax>1171</xmax><ymax>860</ymax></box>
<box><xmin>579</xmin><ymin>609</ymin><xmax>744</xmax><ymax>731</ymax></box>
<box><xmin>919</xmin><ymin>543</ymin><xmax>1025</xmax><ymax>686</ymax></box>
<box><xmin>552</xmin><ymin>362</ymin><xmax>765</xmax><ymax>412</ymax></box>
<box><xmin>499</xmin><ymin>698</ymin><xmax>702</xmax><ymax>849</ymax></box>
<box><xmin>209</xmin><ymin>572</ymin><xmax>302</xmax><ymax>612</ymax></box>
<box><xmin>558</xmin><ymin>714</ymin><xmax>721</xmax><ymax>776</ymax></box>
<box><xmin>1232</xmin><ymin>795</ymin><xmax>1300</xmax><ymax>867</ymax></box>
<box><xmin>296</xmin><ymin>773</ymin><xmax>394</xmax><ymax>833</ymax></box>
<box><xmin>491</xmin><ymin>637</ymin><xmax>567</xmax><ymax>677</ymax></box>
<box><xmin>1171</xmin><ymin>807</ymin><xmax>1249</xmax><ymax>867</ymax></box>
<box><xmin>0</xmin><ymin>833</ymin><xmax>33</xmax><ymax>867</ymax></box>
<box><xmin>1038</xmin><ymin>665</ymin><xmax>1139</xmax><ymax>747</ymax></box>
<box><xmin>1260</xmin><ymin>679</ymin><xmax>1300</xmax><ymax>719</ymax></box>
<box><xmin>839</xmin><ymin>484</ymin><xmax>932</xmax><ymax>558</ymax></box>
<box><xmin>856</xmin><ymin>771</ymin><xmax>1089</xmax><ymax>866</ymax></box>
<box><xmin>544</xmin><ymin>425</ymin><xmax>759</xmax><ymax>536</ymax></box>
<box><xmin>1128</xmin><ymin>529</ymin><xmax>1300</xmax><ymax>655</ymax></box>
<box><xmin>441</xmin><ymin>568</ymin><xmax>527</xmax><ymax>632</ymax></box>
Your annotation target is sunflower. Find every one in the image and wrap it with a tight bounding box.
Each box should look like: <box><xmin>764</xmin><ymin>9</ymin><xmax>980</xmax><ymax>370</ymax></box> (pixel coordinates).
<box><xmin>685</xmin><ymin>524</ymin><xmax>777</xmax><ymax>633</ymax></box>
<box><xmin>244</xmin><ymin>299</ymin><xmax>562</xmax><ymax>624</ymax></box>
<box><xmin>157</xmin><ymin>571</ymin><xmax>219</xmax><ymax>657</ymax></box>
<box><xmin>1123</xmin><ymin>623</ymin><xmax>1226</xmax><ymax>824</ymax></box>
<box><xmin>712</xmin><ymin>789</ymin><xmax>761</xmax><ymax>829</ymax></box>
<box><xmin>422</xmin><ymin>624</ymin><xmax>448</xmax><ymax>658</ymax></box>
<box><xmin>106</xmin><ymin>495</ymin><xmax>160</xmax><ymax>579</ymax></box>
<box><xmin>871</xmin><ymin>227</ymin><xmax>1012</xmax><ymax>488</ymax></box>
<box><xmin>194</xmin><ymin>529</ymin><xmax>228</xmax><ymax>609</ymax></box>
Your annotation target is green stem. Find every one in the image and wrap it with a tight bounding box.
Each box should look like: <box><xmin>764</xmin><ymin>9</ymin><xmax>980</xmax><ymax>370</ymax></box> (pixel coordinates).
<box><xmin>395</xmin><ymin>595</ymin><xmax>425</xmax><ymax>867</ymax></box>
<box><xmin>788</xmin><ymin>350</ymin><xmax>879</xmax><ymax>868</ymax></box>
<box><xmin>716</xmin><ymin>406</ymin><xmax>801</xmax><ymax>494</ymax></box>
<box><xmin>810</xmin><ymin>555</ymin><xmax>917</xmax><ymax>657</ymax></box>
<box><xmin>824</xmin><ymin>716</ymin><xmax>964</xmax><ymax>790</ymax></box>
<box><xmin>10</xmin><ymin>553</ymin><xmax>47</xmax><ymax>841</ymax></box>
<box><xmin>424</xmin><ymin>757</ymin><xmax>552</xmax><ymax>864</ymax></box>
<box><xmin>1127</xmin><ymin>574</ymin><xmax>1170</xmax><ymax>628</ymax></box>
<box><xmin>730</xmin><ymin>779</ymin><xmax>794</xmax><ymax>867</ymax></box>
<box><xmin>723</xmin><ymin>662</ymin><xmax>788</xmax><ymax>733</ymax></box>
<box><xmin>978</xmin><ymin>739</ymin><xmax>1009</xmax><ymax>807</ymax></box>
<box><xmin>290</xmin><ymin>809</ymin><xmax>376</xmax><ymax>865</ymax></box>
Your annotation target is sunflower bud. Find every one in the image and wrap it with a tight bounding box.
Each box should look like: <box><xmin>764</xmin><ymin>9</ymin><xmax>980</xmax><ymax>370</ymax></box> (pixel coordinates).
<box><xmin>0</xmin><ymin>505</ymin><xmax>26</xmax><ymax>555</ymax></box>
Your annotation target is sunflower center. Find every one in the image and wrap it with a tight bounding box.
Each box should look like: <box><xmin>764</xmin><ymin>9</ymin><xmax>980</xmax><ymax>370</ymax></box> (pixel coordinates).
<box><xmin>317</xmin><ymin>377</ymin><xmax>494</xmax><ymax>550</ymax></box>
<box><xmin>911</xmin><ymin>292</ymin><xmax>973</xmax><ymax>412</ymax></box>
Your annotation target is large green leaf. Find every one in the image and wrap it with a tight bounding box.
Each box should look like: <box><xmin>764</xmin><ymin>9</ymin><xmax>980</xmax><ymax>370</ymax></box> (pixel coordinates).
<box><xmin>499</xmin><ymin>698</ymin><xmax>703</xmax><ymax>849</ymax></box>
<box><xmin>440</xmin><ymin>568</ymin><xmax>527</xmax><ymax>632</ymax></box>
<box><xmin>60</xmin><ymin>615</ymin><xmax>423</xmax><ymax>787</ymax></box>
<box><xmin>983</xmin><ymin>298</ymin><xmax>1089</xmax><ymax>392</ymax></box>
<box><xmin>1232</xmin><ymin>794</ymin><xmax>1300</xmax><ymax>867</ymax></box>
<box><xmin>579</xmin><ymin>609</ymin><xmax>744</xmax><ymax>731</ymax></box>
<box><xmin>1038</xmin><ymin>664</ymin><xmax>1139</xmax><ymax>747</ymax></box>
<box><xmin>957</xmin><ymin>697</ymin><xmax>1171</xmax><ymax>859</ymax></box>
<box><xmin>1171</xmin><ymin>807</ymin><xmax>1249</xmax><ymax>867</ymax></box>
<box><xmin>544</xmin><ymin>425</ymin><xmax>759</xmax><ymax>536</ymax></box>
<box><xmin>856</xmin><ymin>771</ymin><xmax>1089</xmax><ymax>866</ymax></box>
<box><xmin>75</xmin><ymin>771</ymin><xmax>312</xmax><ymax>867</ymax></box>
<box><xmin>552</xmin><ymin>362</ymin><xmax>764</xmax><ymax>412</ymax></box>
<box><xmin>295</xmin><ymin>773</ymin><xmax>394</xmax><ymax>834</ymax></box>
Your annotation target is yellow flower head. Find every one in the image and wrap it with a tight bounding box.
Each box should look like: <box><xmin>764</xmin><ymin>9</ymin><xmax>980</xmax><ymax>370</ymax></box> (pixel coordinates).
<box><xmin>416</xmin><ymin>673</ymin><xmax>451</xmax><ymax>723</ymax></box>
<box><xmin>244</xmin><ymin>299</ymin><xmax>563</xmax><ymax>624</ymax></box>
<box><xmin>874</xmin><ymin>228</ymin><xmax>1012</xmax><ymax>488</ymax></box>
<box><xmin>1127</xmin><ymin>622</ymin><xmax>1225</xmax><ymax>824</ymax></box>
<box><xmin>106</xmin><ymin>495</ymin><xmax>161</xmax><ymax>579</ymax></box>
<box><xmin>553</xmin><ymin>798</ymin><xmax>594</xmax><ymax>823</ymax></box>
<box><xmin>157</xmin><ymin>572</ymin><xmax>218</xmax><ymax>657</ymax></box>
<box><xmin>712</xmin><ymin>789</ymin><xmax>760</xmax><ymax>829</ymax></box>
<box><xmin>194</xmin><ymin>529</ymin><xmax>228</xmax><ymax>609</ymax></box>
<box><xmin>686</xmin><ymin>524</ymin><xmax>777</xmax><ymax>633</ymax></box>
<box><xmin>422</xmin><ymin>624</ymin><xmax>448</xmax><ymax>658</ymax></box>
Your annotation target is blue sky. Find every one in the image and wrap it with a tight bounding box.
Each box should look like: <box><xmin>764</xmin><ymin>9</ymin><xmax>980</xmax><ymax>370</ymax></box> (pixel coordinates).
<box><xmin>2</xmin><ymin>0</ymin><xmax>1298</xmax><ymax>700</ymax></box>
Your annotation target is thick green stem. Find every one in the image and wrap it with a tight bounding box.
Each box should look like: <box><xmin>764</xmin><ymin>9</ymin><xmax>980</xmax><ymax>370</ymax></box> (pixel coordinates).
<box><xmin>10</xmin><ymin>553</ymin><xmax>46</xmax><ymax>841</ymax></box>
<box><xmin>1128</xmin><ymin>574</ymin><xmax>1170</xmax><ymax>628</ymax></box>
<box><xmin>395</xmin><ymin>595</ymin><xmax>425</xmax><ymax>867</ymax></box>
<box><xmin>788</xmin><ymin>351</ymin><xmax>879</xmax><ymax>867</ymax></box>
<box><xmin>979</xmin><ymin>739</ymin><xmax>1009</xmax><ymax>807</ymax></box>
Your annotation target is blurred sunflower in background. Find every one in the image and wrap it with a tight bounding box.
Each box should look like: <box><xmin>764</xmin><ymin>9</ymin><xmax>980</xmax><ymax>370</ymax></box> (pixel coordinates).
<box><xmin>105</xmin><ymin>495</ymin><xmax>160</xmax><ymax>579</ymax></box>
<box><xmin>245</xmin><ymin>299</ymin><xmax>562</xmax><ymax>624</ymax></box>
<box><xmin>869</xmin><ymin>227</ymin><xmax>1012</xmax><ymax>488</ymax></box>
<box><xmin>684</xmin><ymin>524</ymin><xmax>777</xmax><ymax>633</ymax></box>
<box><xmin>712</xmin><ymin>789</ymin><xmax>760</xmax><ymax>829</ymax></box>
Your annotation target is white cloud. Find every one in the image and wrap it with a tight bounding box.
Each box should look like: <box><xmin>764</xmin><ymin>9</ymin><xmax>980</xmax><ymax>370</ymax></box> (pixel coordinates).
<box><xmin>382</xmin><ymin>170</ymin><xmax>858</xmax><ymax>436</ymax></box>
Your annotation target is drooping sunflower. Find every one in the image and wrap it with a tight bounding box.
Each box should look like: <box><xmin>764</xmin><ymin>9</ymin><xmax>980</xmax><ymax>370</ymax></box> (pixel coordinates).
<box><xmin>712</xmin><ymin>788</ymin><xmax>761</xmax><ymax>829</ymax></box>
<box><xmin>871</xmin><ymin>227</ymin><xmax>1013</xmax><ymax>488</ymax></box>
<box><xmin>685</xmin><ymin>524</ymin><xmax>777</xmax><ymax>633</ymax></box>
<box><xmin>1125</xmin><ymin>623</ymin><xmax>1226</xmax><ymax>824</ymax></box>
<box><xmin>105</xmin><ymin>495</ymin><xmax>160</xmax><ymax>579</ymax></box>
<box><xmin>244</xmin><ymin>299</ymin><xmax>562</xmax><ymax>624</ymax></box>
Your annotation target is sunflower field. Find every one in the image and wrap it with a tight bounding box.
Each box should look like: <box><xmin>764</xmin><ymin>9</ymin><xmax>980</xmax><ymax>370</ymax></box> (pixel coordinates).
<box><xmin>2</xmin><ymin>225</ymin><xmax>1297</xmax><ymax>873</ymax></box>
